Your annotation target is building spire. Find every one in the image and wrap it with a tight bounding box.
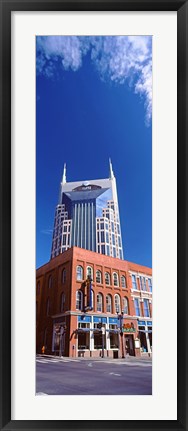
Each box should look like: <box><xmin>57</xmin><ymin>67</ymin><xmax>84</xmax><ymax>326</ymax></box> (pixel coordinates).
<box><xmin>109</xmin><ymin>158</ymin><xmax>114</xmax><ymax>179</ymax></box>
<box><xmin>62</xmin><ymin>163</ymin><xmax>66</xmax><ymax>184</ymax></box>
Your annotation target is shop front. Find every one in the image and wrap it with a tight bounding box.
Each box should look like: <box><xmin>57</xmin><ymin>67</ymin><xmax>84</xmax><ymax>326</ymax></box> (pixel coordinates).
<box><xmin>138</xmin><ymin>320</ymin><xmax>152</xmax><ymax>355</ymax></box>
<box><xmin>74</xmin><ymin>315</ymin><xmax>140</xmax><ymax>358</ymax></box>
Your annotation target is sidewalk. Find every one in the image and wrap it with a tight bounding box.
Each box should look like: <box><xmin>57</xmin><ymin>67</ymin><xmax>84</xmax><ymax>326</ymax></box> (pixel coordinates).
<box><xmin>37</xmin><ymin>353</ymin><xmax>152</xmax><ymax>362</ymax></box>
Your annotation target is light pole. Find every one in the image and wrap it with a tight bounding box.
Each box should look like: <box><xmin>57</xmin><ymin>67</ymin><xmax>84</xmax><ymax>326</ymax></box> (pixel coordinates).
<box><xmin>98</xmin><ymin>319</ymin><xmax>105</xmax><ymax>358</ymax></box>
<box><xmin>117</xmin><ymin>311</ymin><xmax>125</xmax><ymax>359</ymax></box>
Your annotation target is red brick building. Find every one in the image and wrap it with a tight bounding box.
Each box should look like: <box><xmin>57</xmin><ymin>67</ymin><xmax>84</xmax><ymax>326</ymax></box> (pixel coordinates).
<box><xmin>36</xmin><ymin>246</ymin><xmax>152</xmax><ymax>358</ymax></box>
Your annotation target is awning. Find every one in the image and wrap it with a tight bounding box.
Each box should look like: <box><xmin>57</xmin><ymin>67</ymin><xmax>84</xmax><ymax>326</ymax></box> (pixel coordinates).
<box><xmin>139</xmin><ymin>329</ymin><xmax>152</xmax><ymax>333</ymax></box>
<box><xmin>77</xmin><ymin>328</ymin><xmax>92</xmax><ymax>332</ymax></box>
<box><xmin>106</xmin><ymin>329</ymin><xmax>119</xmax><ymax>333</ymax></box>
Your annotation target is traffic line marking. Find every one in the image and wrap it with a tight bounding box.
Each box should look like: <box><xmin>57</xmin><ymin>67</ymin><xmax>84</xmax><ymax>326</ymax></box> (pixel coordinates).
<box><xmin>109</xmin><ymin>372</ymin><xmax>121</xmax><ymax>376</ymax></box>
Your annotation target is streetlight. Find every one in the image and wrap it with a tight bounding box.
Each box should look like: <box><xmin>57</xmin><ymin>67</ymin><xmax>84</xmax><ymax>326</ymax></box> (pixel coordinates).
<box><xmin>117</xmin><ymin>310</ymin><xmax>125</xmax><ymax>359</ymax></box>
<box><xmin>98</xmin><ymin>319</ymin><xmax>105</xmax><ymax>358</ymax></box>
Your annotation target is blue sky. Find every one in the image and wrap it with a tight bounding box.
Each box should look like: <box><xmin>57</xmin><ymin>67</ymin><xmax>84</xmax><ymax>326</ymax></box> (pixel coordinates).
<box><xmin>36</xmin><ymin>36</ymin><xmax>152</xmax><ymax>269</ymax></box>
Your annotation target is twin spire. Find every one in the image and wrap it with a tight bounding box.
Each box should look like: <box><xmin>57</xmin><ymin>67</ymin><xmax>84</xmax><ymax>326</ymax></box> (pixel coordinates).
<box><xmin>62</xmin><ymin>163</ymin><xmax>66</xmax><ymax>184</ymax></box>
<box><xmin>61</xmin><ymin>159</ymin><xmax>115</xmax><ymax>183</ymax></box>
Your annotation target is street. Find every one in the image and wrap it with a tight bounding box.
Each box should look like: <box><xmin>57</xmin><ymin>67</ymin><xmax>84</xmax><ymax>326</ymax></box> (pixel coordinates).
<box><xmin>36</xmin><ymin>355</ymin><xmax>152</xmax><ymax>395</ymax></box>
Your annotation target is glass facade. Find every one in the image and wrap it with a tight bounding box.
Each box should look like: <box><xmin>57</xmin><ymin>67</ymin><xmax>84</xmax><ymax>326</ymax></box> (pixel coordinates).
<box><xmin>51</xmin><ymin>163</ymin><xmax>124</xmax><ymax>259</ymax></box>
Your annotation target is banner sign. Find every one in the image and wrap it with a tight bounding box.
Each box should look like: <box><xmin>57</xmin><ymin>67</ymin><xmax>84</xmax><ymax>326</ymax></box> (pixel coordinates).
<box><xmin>86</xmin><ymin>278</ymin><xmax>92</xmax><ymax>309</ymax></box>
<box><xmin>123</xmin><ymin>323</ymin><xmax>136</xmax><ymax>333</ymax></box>
<box><xmin>109</xmin><ymin>317</ymin><xmax>118</xmax><ymax>324</ymax></box>
<box><xmin>93</xmin><ymin>316</ymin><xmax>107</xmax><ymax>323</ymax></box>
<box><xmin>78</xmin><ymin>315</ymin><xmax>91</xmax><ymax>323</ymax></box>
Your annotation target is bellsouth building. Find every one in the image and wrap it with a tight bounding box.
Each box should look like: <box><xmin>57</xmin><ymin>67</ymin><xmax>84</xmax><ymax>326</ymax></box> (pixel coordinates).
<box><xmin>51</xmin><ymin>160</ymin><xmax>123</xmax><ymax>260</ymax></box>
<box><xmin>36</xmin><ymin>161</ymin><xmax>152</xmax><ymax>358</ymax></box>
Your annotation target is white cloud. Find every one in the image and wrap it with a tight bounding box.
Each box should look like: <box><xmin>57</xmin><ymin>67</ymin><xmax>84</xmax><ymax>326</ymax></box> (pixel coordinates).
<box><xmin>36</xmin><ymin>35</ymin><xmax>152</xmax><ymax>122</ymax></box>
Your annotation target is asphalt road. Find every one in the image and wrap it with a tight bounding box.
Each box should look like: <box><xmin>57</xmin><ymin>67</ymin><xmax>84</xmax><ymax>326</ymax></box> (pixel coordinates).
<box><xmin>36</xmin><ymin>356</ymin><xmax>152</xmax><ymax>395</ymax></box>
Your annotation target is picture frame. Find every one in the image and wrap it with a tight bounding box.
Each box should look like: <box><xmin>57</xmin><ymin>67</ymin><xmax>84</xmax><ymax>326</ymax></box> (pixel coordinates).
<box><xmin>0</xmin><ymin>0</ymin><xmax>187</xmax><ymax>429</ymax></box>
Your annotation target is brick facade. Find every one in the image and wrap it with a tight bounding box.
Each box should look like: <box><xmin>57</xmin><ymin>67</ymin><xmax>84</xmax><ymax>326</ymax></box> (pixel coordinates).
<box><xmin>36</xmin><ymin>247</ymin><xmax>152</xmax><ymax>358</ymax></box>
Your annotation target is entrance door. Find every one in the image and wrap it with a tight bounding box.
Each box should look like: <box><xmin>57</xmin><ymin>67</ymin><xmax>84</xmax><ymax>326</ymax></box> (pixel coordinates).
<box><xmin>125</xmin><ymin>335</ymin><xmax>135</xmax><ymax>356</ymax></box>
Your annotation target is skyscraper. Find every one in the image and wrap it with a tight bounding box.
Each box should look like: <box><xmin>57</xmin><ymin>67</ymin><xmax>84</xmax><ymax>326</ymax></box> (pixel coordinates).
<box><xmin>51</xmin><ymin>160</ymin><xmax>124</xmax><ymax>260</ymax></box>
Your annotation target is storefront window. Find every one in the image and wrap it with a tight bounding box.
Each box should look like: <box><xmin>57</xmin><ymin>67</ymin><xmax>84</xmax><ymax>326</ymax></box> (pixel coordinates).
<box><xmin>78</xmin><ymin>322</ymin><xmax>90</xmax><ymax>350</ymax></box>
<box><xmin>109</xmin><ymin>324</ymin><xmax>119</xmax><ymax>349</ymax></box>
<box><xmin>139</xmin><ymin>326</ymin><xmax>147</xmax><ymax>352</ymax></box>
<box><xmin>93</xmin><ymin>324</ymin><xmax>106</xmax><ymax>349</ymax></box>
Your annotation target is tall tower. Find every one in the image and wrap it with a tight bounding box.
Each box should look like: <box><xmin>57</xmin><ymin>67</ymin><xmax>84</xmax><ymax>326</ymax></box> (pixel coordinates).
<box><xmin>51</xmin><ymin>160</ymin><xmax>124</xmax><ymax>259</ymax></box>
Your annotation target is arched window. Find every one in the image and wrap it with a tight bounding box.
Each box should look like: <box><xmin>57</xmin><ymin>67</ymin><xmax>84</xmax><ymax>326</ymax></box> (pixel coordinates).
<box><xmin>46</xmin><ymin>298</ymin><xmax>50</xmax><ymax>316</ymax></box>
<box><xmin>48</xmin><ymin>275</ymin><xmax>52</xmax><ymax>289</ymax></box>
<box><xmin>113</xmin><ymin>272</ymin><xmax>119</xmax><ymax>287</ymax></box>
<box><xmin>96</xmin><ymin>270</ymin><xmax>102</xmax><ymax>284</ymax></box>
<box><xmin>97</xmin><ymin>293</ymin><xmax>103</xmax><ymax>312</ymax></box>
<box><xmin>87</xmin><ymin>266</ymin><xmax>93</xmax><ymax>280</ymax></box>
<box><xmin>105</xmin><ymin>272</ymin><xmax>111</xmax><ymax>285</ymax></box>
<box><xmin>61</xmin><ymin>268</ymin><xmax>66</xmax><ymax>284</ymax></box>
<box><xmin>121</xmin><ymin>275</ymin><xmax>126</xmax><ymax>288</ymax></box>
<box><xmin>106</xmin><ymin>294</ymin><xmax>112</xmax><ymax>313</ymax></box>
<box><xmin>123</xmin><ymin>297</ymin><xmax>129</xmax><ymax>314</ymax></box>
<box><xmin>114</xmin><ymin>294</ymin><xmax>121</xmax><ymax>313</ymax></box>
<box><xmin>60</xmin><ymin>292</ymin><xmax>65</xmax><ymax>312</ymax></box>
<box><xmin>76</xmin><ymin>290</ymin><xmax>83</xmax><ymax>310</ymax></box>
<box><xmin>76</xmin><ymin>265</ymin><xmax>83</xmax><ymax>281</ymax></box>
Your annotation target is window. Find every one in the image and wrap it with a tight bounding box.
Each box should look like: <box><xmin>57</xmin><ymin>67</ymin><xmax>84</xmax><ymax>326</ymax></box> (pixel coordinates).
<box><xmin>46</xmin><ymin>298</ymin><xmax>50</xmax><ymax>316</ymax></box>
<box><xmin>132</xmin><ymin>274</ymin><xmax>137</xmax><ymax>290</ymax></box>
<box><xmin>76</xmin><ymin>265</ymin><xmax>83</xmax><ymax>281</ymax></box>
<box><xmin>114</xmin><ymin>294</ymin><xmax>121</xmax><ymax>313</ymax></box>
<box><xmin>123</xmin><ymin>297</ymin><xmax>129</xmax><ymax>314</ymax></box>
<box><xmin>121</xmin><ymin>275</ymin><xmax>126</xmax><ymax>288</ymax></box>
<box><xmin>106</xmin><ymin>295</ymin><xmax>112</xmax><ymax>313</ymax></box>
<box><xmin>140</xmin><ymin>276</ymin><xmax>146</xmax><ymax>291</ymax></box>
<box><xmin>48</xmin><ymin>275</ymin><xmax>52</xmax><ymax>289</ymax></box>
<box><xmin>97</xmin><ymin>293</ymin><xmax>103</xmax><ymax>312</ymax></box>
<box><xmin>60</xmin><ymin>292</ymin><xmax>65</xmax><ymax>312</ymax></box>
<box><xmin>105</xmin><ymin>272</ymin><xmax>111</xmax><ymax>285</ymax></box>
<box><xmin>62</xmin><ymin>268</ymin><xmax>66</xmax><ymax>284</ymax></box>
<box><xmin>148</xmin><ymin>278</ymin><xmax>152</xmax><ymax>292</ymax></box>
<box><xmin>78</xmin><ymin>324</ymin><xmax>90</xmax><ymax>350</ymax></box>
<box><xmin>113</xmin><ymin>272</ymin><xmax>119</xmax><ymax>287</ymax></box>
<box><xmin>134</xmin><ymin>298</ymin><xmax>140</xmax><ymax>316</ymax></box>
<box><xmin>96</xmin><ymin>270</ymin><xmax>102</xmax><ymax>284</ymax></box>
<box><xmin>101</xmin><ymin>231</ymin><xmax>105</xmax><ymax>243</ymax></box>
<box><xmin>101</xmin><ymin>245</ymin><xmax>105</xmax><ymax>255</ymax></box>
<box><xmin>143</xmin><ymin>299</ymin><xmax>150</xmax><ymax>317</ymax></box>
<box><xmin>76</xmin><ymin>291</ymin><xmax>83</xmax><ymax>311</ymax></box>
<box><xmin>86</xmin><ymin>266</ymin><xmax>93</xmax><ymax>279</ymax></box>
